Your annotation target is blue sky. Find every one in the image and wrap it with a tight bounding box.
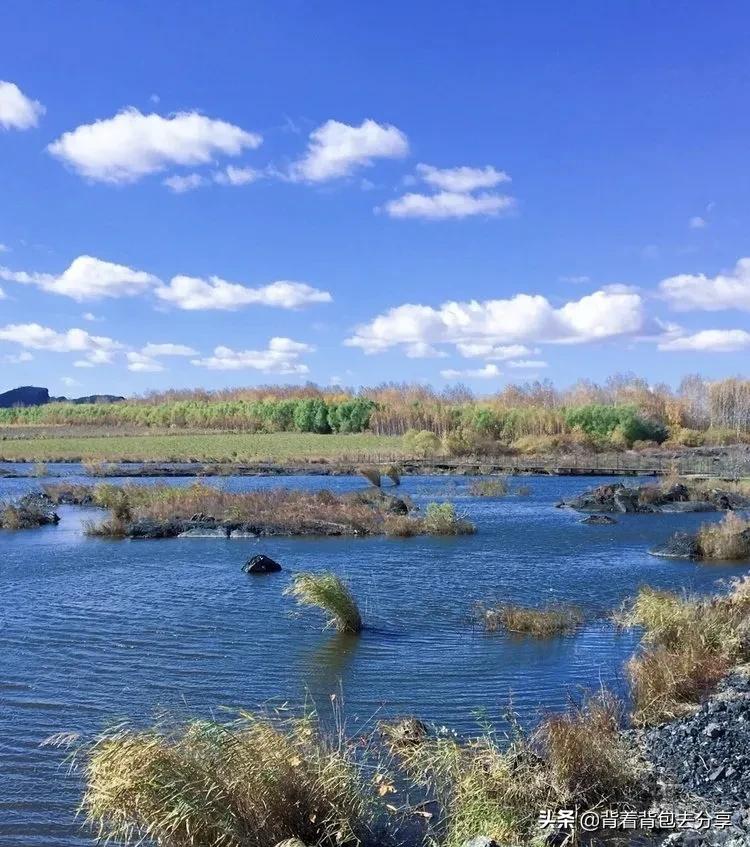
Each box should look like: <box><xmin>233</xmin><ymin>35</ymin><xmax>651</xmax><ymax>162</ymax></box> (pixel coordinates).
<box><xmin>1</xmin><ymin>0</ymin><xmax>750</xmax><ymax>396</ymax></box>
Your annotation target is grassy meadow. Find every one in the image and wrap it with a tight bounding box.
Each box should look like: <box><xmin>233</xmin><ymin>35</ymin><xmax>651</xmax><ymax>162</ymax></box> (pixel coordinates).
<box><xmin>0</xmin><ymin>430</ymin><xmax>407</xmax><ymax>463</ymax></box>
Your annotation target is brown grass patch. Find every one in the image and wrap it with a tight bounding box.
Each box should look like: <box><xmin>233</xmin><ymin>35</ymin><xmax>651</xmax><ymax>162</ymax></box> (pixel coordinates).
<box><xmin>481</xmin><ymin>603</ymin><xmax>584</xmax><ymax>637</ymax></box>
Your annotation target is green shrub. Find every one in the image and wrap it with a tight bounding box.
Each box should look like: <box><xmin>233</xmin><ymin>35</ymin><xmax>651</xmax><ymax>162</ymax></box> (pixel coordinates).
<box><xmin>423</xmin><ymin>503</ymin><xmax>475</xmax><ymax>535</ymax></box>
<box><xmin>285</xmin><ymin>571</ymin><xmax>363</xmax><ymax>634</ymax></box>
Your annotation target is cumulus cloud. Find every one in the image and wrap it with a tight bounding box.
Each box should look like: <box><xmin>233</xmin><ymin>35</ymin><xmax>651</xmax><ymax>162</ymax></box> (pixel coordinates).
<box><xmin>47</xmin><ymin>108</ymin><xmax>262</xmax><ymax>184</ymax></box>
<box><xmin>383</xmin><ymin>191</ymin><xmax>515</xmax><ymax>220</ymax></box>
<box><xmin>658</xmin><ymin>329</ymin><xmax>750</xmax><ymax>352</ymax></box>
<box><xmin>456</xmin><ymin>342</ymin><xmax>533</xmax><ymax>360</ymax></box>
<box><xmin>0</xmin><ymin>255</ymin><xmax>159</xmax><ymax>301</ymax></box>
<box><xmin>346</xmin><ymin>289</ymin><xmax>644</xmax><ymax>355</ymax></box>
<box><xmin>0</xmin><ymin>81</ymin><xmax>45</xmax><ymax>130</ymax></box>
<box><xmin>660</xmin><ymin>258</ymin><xmax>750</xmax><ymax>311</ymax></box>
<box><xmin>191</xmin><ymin>337</ymin><xmax>313</xmax><ymax>373</ymax></box>
<box><xmin>0</xmin><ymin>323</ymin><xmax>122</xmax><ymax>364</ymax></box>
<box><xmin>1</xmin><ymin>351</ymin><xmax>33</xmax><ymax>364</ymax></box>
<box><xmin>290</xmin><ymin>119</ymin><xmax>408</xmax><ymax>182</ymax></box>
<box><xmin>141</xmin><ymin>342</ymin><xmax>198</xmax><ymax>357</ymax></box>
<box><xmin>156</xmin><ymin>275</ymin><xmax>332</xmax><ymax>311</ymax></box>
<box><xmin>415</xmin><ymin>163</ymin><xmax>510</xmax><ymax>193</ymax></box>
<box><xmin>213</xmin><ymin>165</ymin><xmax>259</xmax><ymax>185</ymax></box>
<box><xmin>127</xmin><ymin>351</ymin><xmax>165</xmax><ymax>372</ymax></box>
<box><xmin>441</xmin><ymin>363</ymin><xmax>501</xmax><ymax>380</ymax></box>
<box><xmin>689</xmin><ymin>216</ymin><xmax>707</xmax><ymax>229</ymax></box>
<box><xmin>163</xmin><ymin>173</ymin><xmax>207</xmax><ymax>193</ymax></box>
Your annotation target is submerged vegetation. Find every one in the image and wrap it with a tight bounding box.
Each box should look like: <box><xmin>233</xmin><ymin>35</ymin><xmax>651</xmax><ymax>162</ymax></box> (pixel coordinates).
<box><xmin>285</xmin><ymin>571</ymin><xmax>363</xmax><ymax>634</ymax></box>
<box><xmin>480</xmin><ymin>603</ymin><xmax>584</xmax><ymax>637</ymax></box>
<box><xmin>468</xmin><ymin>478</ymin><xmax>509</xmax><ymax>497</ymax></box>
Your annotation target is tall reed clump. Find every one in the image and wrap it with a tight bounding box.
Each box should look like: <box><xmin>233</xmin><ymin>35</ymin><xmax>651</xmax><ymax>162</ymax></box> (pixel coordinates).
<box><xmin>358</xmin><ymin>467</ymin><xmax>382</xmax><ymax>488</ymax></box>
<box><xmin>481</xmin><ymin>603</ymin><xmax>584</xmax><ymax>637</ymax></box>
<box><xmin>423</xmin><ymin>503</ymin><xmax>475</xmax><ymax>536</ymax></box>
<box><xmin>535</xmin><ymin>693</ymin><xmax>642</xmax><ymax>809</ymax></box>
<box><xmin>391</xmin><ymin>694</ymin><xmax>640</xmax><ymax>847</ymax></box>
<box><xmin>65</xmin><ymin>713</ymin><xmax>378</xmax><ymax>847</ymax></box>
<box><xmin>384</xmin><ymin>465</ymin><xmax>401</xmax><ymax>486</ymax></box>
<box><xmin>697</xmin><ymin>511</ymin><xmax>750</xmax><ymax>560</ymax></box>
<box><xmin>285</xmin><ymin>571</ymin><xmax>363</xmax><ymax>634</ymax></box>
<box><xmin>618</xmin><ymin>584</ymin><xmax>750</xmax><ymax>724</ymax></box>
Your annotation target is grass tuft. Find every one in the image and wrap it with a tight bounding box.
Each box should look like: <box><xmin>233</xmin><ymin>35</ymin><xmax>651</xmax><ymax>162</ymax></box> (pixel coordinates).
<box><xmin>698</xmin><ymin>511</ymin><xmax>750</xmax><ymax>560</ymax></box>
<box><xmin>358</xmin><ymin>467</ymin><xmax>382</xmax><ymax>488</ymax></box>
<box><xmin>285</xmin><ymin>571</ymin><xmax>363</xmax><ymax>634</ymax></box>
<box><xmin>481</xmin><ymin>603</ymin><xmax>584</xmax><ymax>637</ymax></box>
<box><xmin>468</xmin><ymin>478</ymin><xmax>509</xmax><ymax>497</ymax></box>
<box><xmin>71</xmin><ymin>712</ymin><xmax>377</xmax><ymax>847</ymax></box>
<box><xmin>423</xmin><ymin>503</ymin><xmax>475</xmax><ymax>536</ymax></box>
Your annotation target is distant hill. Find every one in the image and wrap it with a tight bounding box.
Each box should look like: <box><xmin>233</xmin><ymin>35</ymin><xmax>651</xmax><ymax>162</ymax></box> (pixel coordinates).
<box><xmin>0</xmin><ymin>385</ymin><xmax>125</xmax><ymax>408</ymax></box>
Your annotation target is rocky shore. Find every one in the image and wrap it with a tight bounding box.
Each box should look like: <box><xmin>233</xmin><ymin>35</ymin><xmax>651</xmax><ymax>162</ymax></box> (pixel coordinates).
<box><xmin>561</xmin><ymin>482</ymin><xmax>750</xmax><ymax>514</ymax></box>
<box><xmin>0</xmin><ymin>492</ymin><xmax>60</xmax><ymax>529</ymax></box>
<box><xmin>639</xmin><ymin>668</ymin><xmax>750</xmax><ymax>846</ymax></box>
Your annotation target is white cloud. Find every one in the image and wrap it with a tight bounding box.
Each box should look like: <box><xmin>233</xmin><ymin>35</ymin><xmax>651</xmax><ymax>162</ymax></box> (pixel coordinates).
<box><xmin>213</xmin><ymin>165</ymin><xmax>259</xmax><ymax>185</ymax></box>
<box><xmin>346</xmin><ymin>289</ymin><xmax>644</xmax><ymax>355</ymax></box>
<box><xmin>404</xmin><ymin>342</ymin><xmax>448</xmax><ymax>358</ymax></box>
<box><xmin>441</xmin><ymin>363</ymin><xmax>501</xmax><ymax>380</ymax></box>
<box><xmin>73</xmin><ymin>360</ymin><xmax>95</xmax><ymax>368</ymax></box>
<box><xmin>47</xmin><ymin>108</ymin><xmax>262</xmax><ymax>184</ymax></box>
<box><xmin>660</xmin><ymin>258</ymin><xmax>750</xmax><ymax>311</ymax></box>
<box><xmin>415</xmin><ymin>163</ymin><xmax>510</xmax><ymax>193</ymax></box>
<box><xmin>1</xmin><ymin>351</ymin><xmax>33</xmax><ymax>364</ymax></box>
<box><xmin>191</xmin><ymin>337</ymin><xmax>313</xmax><ymax>373</ymax></box>
<box><xmin>689</xmin><ymin>216</ymin><xmax>707</xmax><ymax>229</ymax></box>
<box><xmin>127</xmin><ymin>351</ymin><xmax>165</xmax><ymax>372</ymax></box>
<box><xmin>508</xmin><ymin>359</ymin><xmax>548</xmax><ymax>368</ymax></box>
<box><xmin>0</xmin><ymin>255</ymin><xmax>159</xmax><ymax>301</ymax></box>
<box><xmin>61</xmin><ymin>376</ymin><xmax>81</xmax><ymax>388</ymax></box>
<box><xmin>156</xmin><ymin>275</ymin><xmax>332</xmax><ymax>311</ymax></box>
<box><xmin>0</xmin><ymin>81</ymin><xmax>45</xmax><ymax>130</ymax></box>
<box><xmin>163</xmin><ymin>172</ymin><xmax>207</xmax><ymax>193</ymax></box>
<box><xmin>383</xmin><ymin>190</ymin><xmax>514</xmax><ymax>220</ymax></box>
<box><xmin>82</xmin><ymin>312</ymin><xmax>100</xmax><ymax>322</ymax></box>
<box><xmin>0</xmin><ymin>243</ymin><xmax>8</xmax><ymax>253</ymax></box>
<box><xmin>0</xmin><ymin>323</ymin><xmax>122</xmax><ymax>364</ymax></box>
<box><xmin>141</xmin><ymin>342</ymin><xmax>198</xmax><ymax>357</ymax></box>
<box><xmin>658</xmin><ymin>329</ymin><xmax>750</xmax><ymax>353</ymax></box>
<box><xmin>290</xmin><ymin>119</ymin><xmax>408</xmax><ymax>182</ymax></box>
<box><xmin>456</xmin><ymin>342</ymin><xmax>532</xmax><ymax>360</ymax></box>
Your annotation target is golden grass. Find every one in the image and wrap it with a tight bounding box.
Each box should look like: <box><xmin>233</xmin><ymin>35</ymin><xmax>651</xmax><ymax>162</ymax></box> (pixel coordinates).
<box><xmin>468</xmin><ymin>478</ymin><xmax>509</xmax><ymax>497</ymax></box>
<box><xmin>619</xmin><ymin>583</ymin><xmax>750</xmax><ymax>724</ymax></box>
<box><xmin>698</xmin><ymin>511</ymin><xmax>750</xmax><ymax>560</ymax></box>
<box><xmin>285</xmin><ymin>571</ymin><xmax>363</xmax><ymax>634</ymax></box>
<box><xmin>482</xmin><ymin>603</ymin><xmax>584</xmax><ymax>637</ymax></box>
<box><xmin>64</xmin><ymin>712</ymin><xmax>377</xmax><ymax>847</ymax></box>
<box><xmin>536</xmin><ymin>692</ymin><xmax>642</xmax><ymax>807</ymax></box>
<box><xmin>358</xmin><ymin>467</ymin><xmax>382</xmax><ymax>487</ymax></box>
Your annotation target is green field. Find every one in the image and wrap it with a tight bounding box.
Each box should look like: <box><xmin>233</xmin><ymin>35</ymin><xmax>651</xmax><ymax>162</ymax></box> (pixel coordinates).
<box><xmin>0</xmin><ymin>430</ymin><xmax>407</xmax><ymax>463</ymax></box>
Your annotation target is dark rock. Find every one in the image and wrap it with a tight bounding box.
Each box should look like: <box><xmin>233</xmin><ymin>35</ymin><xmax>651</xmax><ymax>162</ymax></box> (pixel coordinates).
<box><xmin>650</xmin><ymin>531</ymin><xmax>701</xmax><ymax>559</ymax></box>
<box><xmin>563</xmin><ymin>481</ymin><xmax>750</xmax><ymax>514</ymax></box>
<box><xmin>243</xmin><ymin>554</ymin><xmax>282</xmax><ymax>574</ymax></box>
<box><xmin>348</xmin><ymin>488</ymin><xmax>411</xmax><ymax>515</ymax></box>
<box><xmin>704</xmin><ymin>722</ymin><xmax>724</xmax><ymax>739</ymax></box>
<box><xmin>580</xmin><ymin>514</ymin><xmax>617</xmax><ymax>525</ymax></box>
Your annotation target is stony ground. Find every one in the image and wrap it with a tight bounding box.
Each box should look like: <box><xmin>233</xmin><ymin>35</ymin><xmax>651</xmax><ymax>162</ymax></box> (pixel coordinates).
<box><xmin>639</xmin><ymin>669</ymin><xmax>750</xmax><ymax>846</ymax></box>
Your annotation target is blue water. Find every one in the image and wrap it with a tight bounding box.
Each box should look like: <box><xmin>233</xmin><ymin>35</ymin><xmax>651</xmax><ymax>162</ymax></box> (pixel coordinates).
<box><xmin>1</xmin><ymin>468</ymin><xmax>747</xmax><ymax>845</ymax></box>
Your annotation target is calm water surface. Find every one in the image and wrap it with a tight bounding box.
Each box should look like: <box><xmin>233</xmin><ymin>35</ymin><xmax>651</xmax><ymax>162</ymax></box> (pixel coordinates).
<box><xmin>1</xmin><ymin>468</ymin><xmax>748</xmax><ymax>845</ymax></box>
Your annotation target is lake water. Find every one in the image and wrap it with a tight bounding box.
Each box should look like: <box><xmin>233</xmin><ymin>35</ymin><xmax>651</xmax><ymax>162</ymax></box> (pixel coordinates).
<box><xmin>1</xmin><ymin>468</ymin><xmax>747</xmax><ymax>846</ymax></box>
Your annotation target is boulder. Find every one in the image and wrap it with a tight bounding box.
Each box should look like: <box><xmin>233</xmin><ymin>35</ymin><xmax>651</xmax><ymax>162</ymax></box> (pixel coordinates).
<box><xmin>243</xmin><ymin>554</ymin><xmax>282</xmax><ymax>574</ymax></box>
<box><xmin>177</xmin><ymin>527</ymin><xmax>228</xmax><ymax>538</ymax></box>
<box><xmin>580</xmin><ymin>514</ymin><xmax>617</xmax><ymax>525</ymax></box>
<box><xmin>650</xmin><ymin>531</ymin><xmax>701</xmax><ymax>560</ymax></box>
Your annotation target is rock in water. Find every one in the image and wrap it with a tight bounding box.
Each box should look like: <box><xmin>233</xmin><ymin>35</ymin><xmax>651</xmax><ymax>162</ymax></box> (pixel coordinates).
<box><xmin>650</xmin><ymin>531</ymin><xmax>701</xmax><ymax>559</ymax></box>
<box><xmin>580</xmin><ymin>514</ymin><xmax>617</xmax><ymax>525</ymax></box>
<box><xmin>243</xmin><ymin>554</ymin><xmax>282</xmax><ymax>574</ymax></box>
